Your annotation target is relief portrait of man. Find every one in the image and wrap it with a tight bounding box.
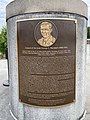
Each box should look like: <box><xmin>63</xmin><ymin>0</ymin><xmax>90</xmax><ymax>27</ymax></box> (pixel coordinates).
<box><xmin>37</xmin><ymin>22</ymin><xmax>56</xmax><ymax>47</ymax></box>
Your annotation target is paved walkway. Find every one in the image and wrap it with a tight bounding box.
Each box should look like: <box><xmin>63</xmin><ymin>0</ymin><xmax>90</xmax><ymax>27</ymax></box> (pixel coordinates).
<box><xmin>0</xmin><ymin>60</ymin><xmax>12</xmax><ymax>120</ymax></box>
<box><xmin>0</xmin><ymin>44</ymin><xmax>90</xmax><ymax>120</ymax></box>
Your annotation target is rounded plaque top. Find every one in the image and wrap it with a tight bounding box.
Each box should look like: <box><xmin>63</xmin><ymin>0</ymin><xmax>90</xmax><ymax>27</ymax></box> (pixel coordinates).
<box><xmin>6</xmin><ymin>0</ymin><xmax>88</xmax><ymax>20</ymax></box>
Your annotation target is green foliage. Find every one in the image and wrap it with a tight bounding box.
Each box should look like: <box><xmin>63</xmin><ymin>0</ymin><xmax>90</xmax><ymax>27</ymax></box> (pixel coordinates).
<box><xmin>0</xmin><ymin>26</ymin><xmax>7</xmax><ymax>58</ymax></box>
<box><xmin>87</xmin><ymin>27</ymin><xmax>90</xmax><ymax>39</ymax></box>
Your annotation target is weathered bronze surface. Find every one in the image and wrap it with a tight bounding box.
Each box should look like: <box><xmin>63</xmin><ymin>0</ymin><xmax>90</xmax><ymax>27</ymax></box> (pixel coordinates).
<box><xmin>17</xmin><ymin>18</ymin><xmax>76</xmax><ymax>107</ymax></box>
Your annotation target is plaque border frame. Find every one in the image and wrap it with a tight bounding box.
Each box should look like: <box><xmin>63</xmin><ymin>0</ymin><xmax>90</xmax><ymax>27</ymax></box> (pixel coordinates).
<box><xmin>16</xmin><ymin>18</ymin><xmax>77</xmax><ymax>108</ymax></box>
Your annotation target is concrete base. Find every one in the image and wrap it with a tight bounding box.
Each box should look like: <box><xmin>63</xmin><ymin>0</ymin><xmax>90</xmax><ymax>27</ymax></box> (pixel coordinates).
<box><xmin>9</xmin><ymin>107</ymin><xmax>86</xmax><ymax>120</ymax></box>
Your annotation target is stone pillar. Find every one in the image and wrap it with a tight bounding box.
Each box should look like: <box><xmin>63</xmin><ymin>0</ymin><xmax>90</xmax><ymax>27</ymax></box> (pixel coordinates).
<box><xmin>6</xmin><ymin>0</ymin><xmax>88</xmax><ymax>120</ymax></box>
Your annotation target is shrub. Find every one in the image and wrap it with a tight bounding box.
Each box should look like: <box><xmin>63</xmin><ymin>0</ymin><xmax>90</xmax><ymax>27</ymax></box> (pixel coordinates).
<box><xmin>0</xmin><ymin>26</ymin><xmax>7</xmax><ymax>58</ymax></box>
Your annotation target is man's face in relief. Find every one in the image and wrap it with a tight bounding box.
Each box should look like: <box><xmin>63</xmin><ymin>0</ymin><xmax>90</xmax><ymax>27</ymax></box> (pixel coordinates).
<box><xmin>40</xmin><ymin>22</ymin><xmax>52</xmax><ymax>38</ymax></box>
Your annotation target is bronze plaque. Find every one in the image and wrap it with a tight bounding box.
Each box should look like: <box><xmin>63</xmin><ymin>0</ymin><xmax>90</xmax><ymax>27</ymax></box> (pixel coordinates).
<box><xmin>17</xmin><ymin>18</ymin><xmax>76</xmax><ymax>107</ymax></box>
